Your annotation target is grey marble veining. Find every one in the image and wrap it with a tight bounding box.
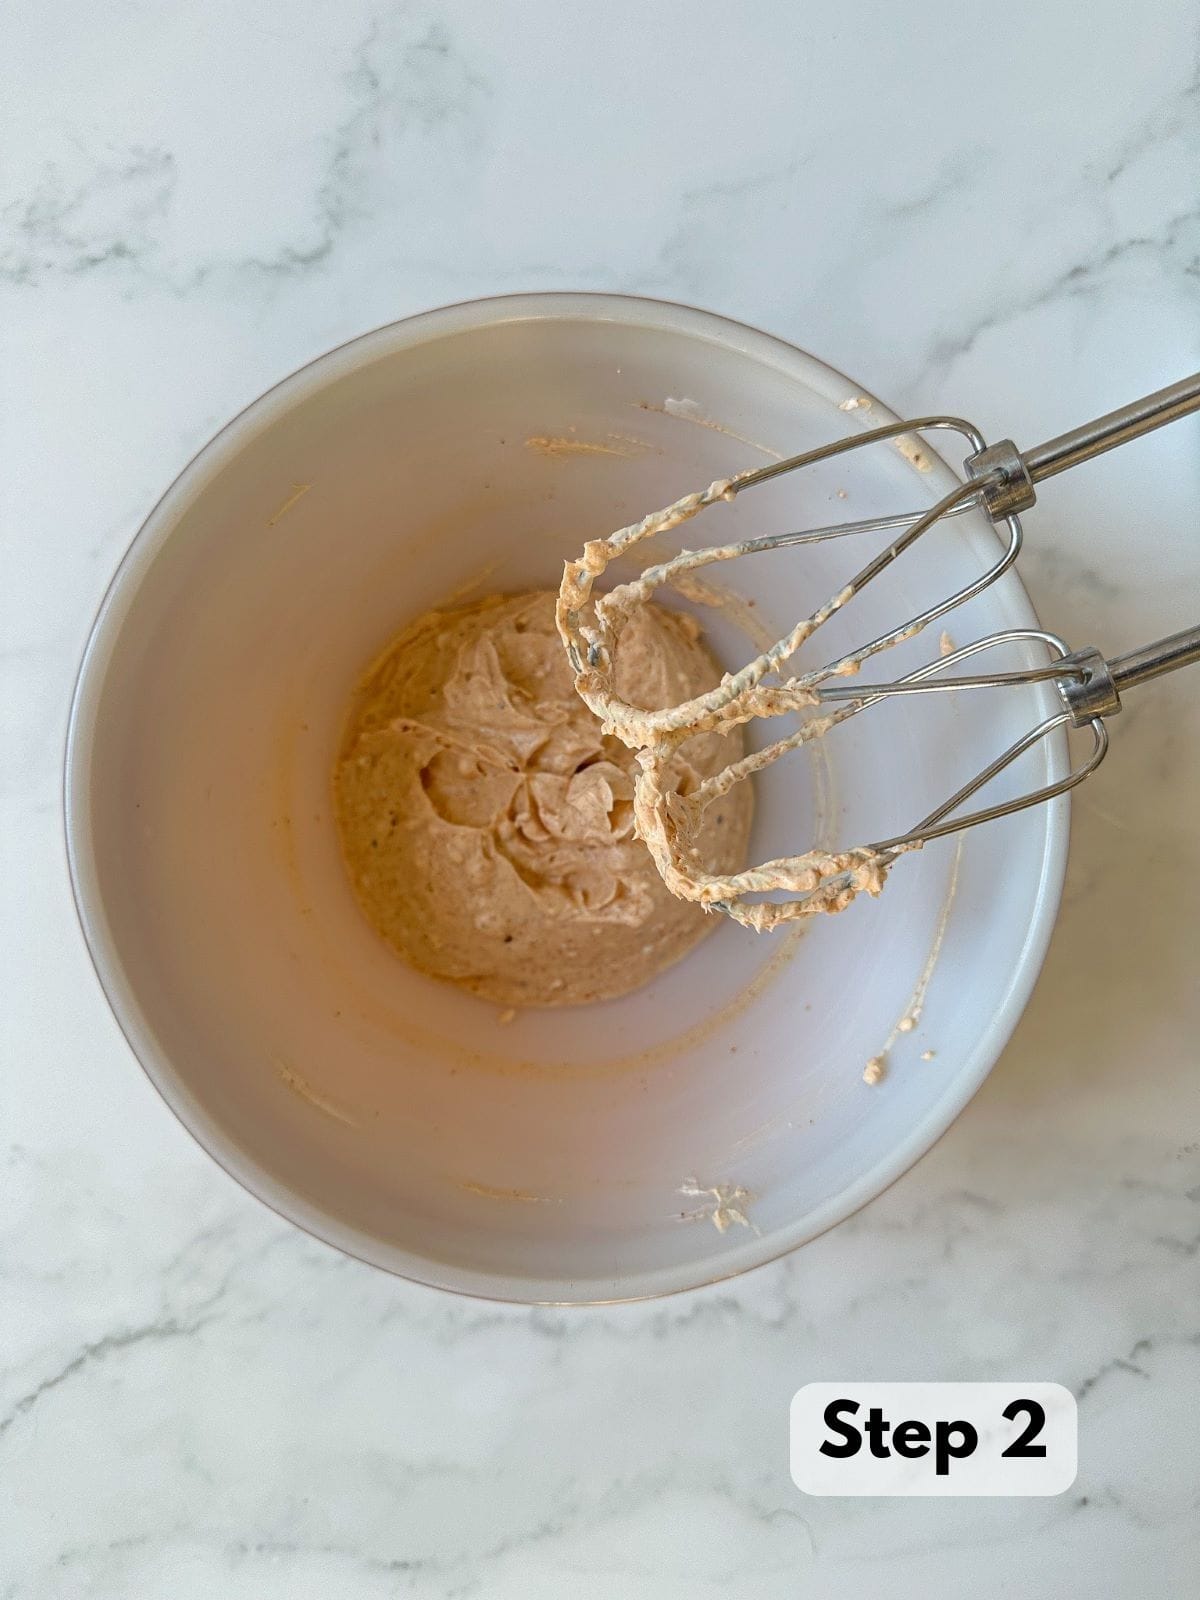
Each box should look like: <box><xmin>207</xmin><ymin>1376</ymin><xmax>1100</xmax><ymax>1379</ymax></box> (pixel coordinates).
<box><xmin>3</xmin><ymin>1</ymin><xmax>1198</xmax><ymax>1594</ymax></box>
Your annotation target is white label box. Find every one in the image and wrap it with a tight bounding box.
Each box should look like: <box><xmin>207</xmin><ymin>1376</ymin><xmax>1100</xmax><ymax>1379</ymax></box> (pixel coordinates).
<box><xmin>790</xmin><ymin>1382</ymin><xmax>1078</xmax><ymax>1496</ymax></box>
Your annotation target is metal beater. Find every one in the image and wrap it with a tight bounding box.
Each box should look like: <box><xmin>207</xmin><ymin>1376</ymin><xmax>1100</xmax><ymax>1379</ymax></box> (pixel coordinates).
<box><xmin>557</xmin><ymin>374</ymin><xmax>1200</xmax><ymax>927</ymax></box>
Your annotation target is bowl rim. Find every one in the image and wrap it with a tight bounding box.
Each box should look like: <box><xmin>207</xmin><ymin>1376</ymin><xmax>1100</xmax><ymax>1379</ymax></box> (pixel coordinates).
<box><xmin>64</xmin><ymin>290</ymin><xmax>1070</xmax><ymax>1304</ymax></box>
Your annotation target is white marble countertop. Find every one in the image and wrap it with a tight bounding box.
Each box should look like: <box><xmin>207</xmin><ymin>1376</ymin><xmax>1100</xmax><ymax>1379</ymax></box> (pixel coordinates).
<box><xmin>4</xmin><ymin>2</ymin><xmax>1199</xmax><ymax>1593</ymax></box>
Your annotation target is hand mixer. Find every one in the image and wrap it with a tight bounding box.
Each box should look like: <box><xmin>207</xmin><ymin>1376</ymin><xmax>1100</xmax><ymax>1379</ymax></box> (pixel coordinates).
<box><xmin>557</xmin><ymin>373</ymin><xmax>1200</xmax><ymax>929</ymax></box>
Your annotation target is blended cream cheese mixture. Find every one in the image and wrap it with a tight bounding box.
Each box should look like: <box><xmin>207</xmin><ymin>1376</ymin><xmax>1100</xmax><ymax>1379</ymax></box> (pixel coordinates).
<box><xmin>334</xmin><ymin>591</ymin><xmax>753</xmax><ymax>1006</ymax></box>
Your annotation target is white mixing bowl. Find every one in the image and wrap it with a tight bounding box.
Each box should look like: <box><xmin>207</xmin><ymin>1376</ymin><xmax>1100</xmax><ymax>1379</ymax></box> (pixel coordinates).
<box><xmin>66</xmin><ymin>294</ymin><xmax>1068</xmax><ymax>1301</ymax></box>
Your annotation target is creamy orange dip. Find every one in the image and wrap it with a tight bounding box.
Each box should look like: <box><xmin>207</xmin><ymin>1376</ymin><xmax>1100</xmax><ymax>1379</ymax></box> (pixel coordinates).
<box><xmin>334</xmin><ymin>591</ymin><xmax>752</xmax><ymax>1006</ymax></box>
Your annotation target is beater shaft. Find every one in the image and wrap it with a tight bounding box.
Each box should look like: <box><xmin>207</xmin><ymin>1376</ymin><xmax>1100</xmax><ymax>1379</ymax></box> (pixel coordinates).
<box><xmin>1108</xmin><ymin>624</ymin><xmax>1200</xmax><ymax>692</ymax></box>
<box><xmin>1022</xmin><ymin>372</ymin><xmax>1200</xmax><ymax>483</ymax></box>
<box><xmin>966</xmin><ymin>372</ymin><xmax>1200</xmax><ymax>518</ymax></box>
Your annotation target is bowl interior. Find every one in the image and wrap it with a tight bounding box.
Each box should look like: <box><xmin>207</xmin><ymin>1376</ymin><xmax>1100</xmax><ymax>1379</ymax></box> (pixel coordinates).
<box><xmin>69</xmin><ymin>298</ymin><xmax>1066</xmax><ymax>1299</ymax></box>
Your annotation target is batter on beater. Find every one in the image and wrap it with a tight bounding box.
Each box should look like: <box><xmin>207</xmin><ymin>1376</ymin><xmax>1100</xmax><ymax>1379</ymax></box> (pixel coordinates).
<box><xmin>557</xmin><ymin>481</ymin><xmax>897</xmax><ymax>928</ymax></box>
<box><xmin>334</xmin><ymin>591</ymin><xmax>752</xmax><ymax>1007</ymax></box>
